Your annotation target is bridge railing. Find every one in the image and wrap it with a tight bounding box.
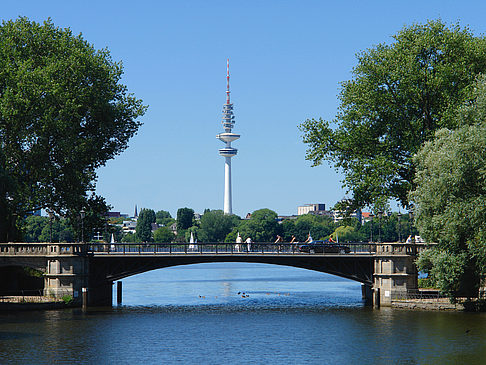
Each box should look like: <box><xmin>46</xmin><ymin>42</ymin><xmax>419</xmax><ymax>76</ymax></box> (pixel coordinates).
<box><xmin>0</xmin><ymin>243</ymin><xmax>86</xmax><ymax>255</ymax></box>
<box><xmin>87</xmin><ymin>242</ymin><xmax>378</xmax><ymax>255</ymax></box>
<box><xmin>391</xmin><ymin>289</ymin><xmax>447</xmax><ymax>301</ymax></box>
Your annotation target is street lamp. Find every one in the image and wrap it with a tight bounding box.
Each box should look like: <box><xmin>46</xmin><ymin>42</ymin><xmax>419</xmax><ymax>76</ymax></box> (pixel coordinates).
<box><xmin>408</xmin><ymin>211</ymin><xmax>413</xmax><ymax>238</ymax></box>
<box><xmin>378</xmin><ymin>211</ymin><xmax>383</xmax><ymax>243</ymax></box>
<box><xmin>48</xmin><ymin>210</ymin><xmax>54</xmax><ymax>243</ymax></box>
<box><xmin>398</xmin><ymin>212</ymin><xmax>402</xmax><ymax>243</ymax></box>
<box><xmin>80</xmin><ymin>209</ymin><xmax>85</xmax><ymax>243</ymax></box>
<box><xmin>369</xmin><ymin>213</ymin><xmax>374</xmax><ymax>242</ymax></box>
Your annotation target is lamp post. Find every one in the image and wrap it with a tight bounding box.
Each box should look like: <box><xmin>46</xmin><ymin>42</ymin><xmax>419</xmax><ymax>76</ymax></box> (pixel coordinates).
<box><xmin>48</xmin><ymin>210</ymin><xmax>54</xmax><ymax>243</ymax></box>
<box><xmin>408</xmin><ymin>211</ymin><xmax>413</xmax><ymax>238</ymax></box>
<box><xmin>80</xmin><ymin>209</ymin><xmax>85</xmax><ymax>243</ymax></box>
<box><xmin>378</xmin><ymin>212</ymin><xmax>383</xmax><ymax>243</ymax></box>
<box><xmin>398</xmin><ymin>212</ymin><xmax>402</xmax><ymax>243</ymax></box>
<box><xmin>369</xmin><ymin>213</ymin><xmax>374</xmax><ymax>242</ymax></box>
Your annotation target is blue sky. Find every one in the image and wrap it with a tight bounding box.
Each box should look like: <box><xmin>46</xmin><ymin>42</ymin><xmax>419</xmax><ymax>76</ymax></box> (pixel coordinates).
<box><xmin>3</xmin><ymin>1</ymin><xmax>486</xmax><ymax>217</ymax></box>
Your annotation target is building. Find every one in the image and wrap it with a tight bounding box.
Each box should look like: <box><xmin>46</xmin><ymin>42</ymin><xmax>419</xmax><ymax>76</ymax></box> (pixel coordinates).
<box><xmin>297</xmin><ymin>203</ymin><xmax>326</xmax><ymax>216</ymax></box>
<box><xmin>216</xmin><ymin>59</ymin><xmax>240</xmax><ymax>214</ymax></box>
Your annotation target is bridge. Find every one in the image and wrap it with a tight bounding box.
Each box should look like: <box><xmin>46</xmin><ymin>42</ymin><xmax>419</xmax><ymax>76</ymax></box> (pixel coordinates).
<box><xmin>0</xmin><ymin>242</ymin><xmax>428</xmax><ymax>307</ymax></box>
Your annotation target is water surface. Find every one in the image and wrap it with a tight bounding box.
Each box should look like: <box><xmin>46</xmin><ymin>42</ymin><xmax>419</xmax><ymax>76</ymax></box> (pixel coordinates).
<box><xmin>1</xmin><ymin>263</ymin><xmax>485</xmax><ymax>364</ymax></box>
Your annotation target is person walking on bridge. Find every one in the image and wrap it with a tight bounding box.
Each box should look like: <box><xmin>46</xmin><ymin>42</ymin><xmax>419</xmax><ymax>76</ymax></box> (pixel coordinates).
<box><xmin>245</xmin><ymin>237</ymin><xmax>252</xmax><ymax>253</ymax></box>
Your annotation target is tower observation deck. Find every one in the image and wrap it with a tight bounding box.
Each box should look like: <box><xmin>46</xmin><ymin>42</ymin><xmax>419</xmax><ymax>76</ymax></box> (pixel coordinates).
<box><xmin>216</xmin><ymin>59</ymin><xmax>240</xmax><ymax>214</ymax></box>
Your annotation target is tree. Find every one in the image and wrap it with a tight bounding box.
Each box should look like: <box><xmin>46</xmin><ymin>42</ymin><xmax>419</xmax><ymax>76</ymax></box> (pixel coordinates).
<box><xmin>330</xmin><ymin>226</ymin><xmax>365</xmax><ymax>243</ymax></box>
<box><xmin>156</xmin><ymin>210</ymin><xmax>171</xmax><ymax>220</ymax></box>
<box><xmin>238</xmin><ymin>209</ymin><xmax>281</xmax><ymax>242</ymax></box>
<box><xmin>176</xmin><ymin>208</ymin><xmax>194</xmax><ymax>230</ymax></box>
<box><xmin>38</xmin><ymin>218</ymin><xmax>74</xmax><ymax>242</ymax></box>
<box><xmin>0</xmin><ymin>18</ymin><xmax>146</xmax><ymax>242</ymax></box>
<box><xmin>136</xmin><ymin>209</ymin><xmax>156</xmax><ymax>242</ymax></box>
<box><xmin>153</xmin><ymin>227</ymin><xmax>175</xmax><ymax>243</ymax></box>
<box><xmin>156</xmin><ymin>210</ymin><xmax>175</xmax><ymax>227</ymax></box>
<box><xmin>300</xmin><ymin>20</ymin><xmax>486</xmax><ymax>210</ymax></box>
<box><xmin>198</xmin><ymin>210</ymin><xmax>239</xmax><ymax>242</ymax></box>
<box><xmin>22</xmin><ymin>215</ymin><xmax>48</xmax><ymax>242</ymax></box>
<box><xmin>412</xmin><ymin>79</ymin><xmax>486</xmax><ymax>298</ymax></box>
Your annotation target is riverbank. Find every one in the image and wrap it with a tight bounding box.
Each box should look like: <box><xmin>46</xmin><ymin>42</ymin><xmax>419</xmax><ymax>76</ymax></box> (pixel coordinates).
<box><xmin>0</xmin><ymin>295</ymin><xmax>75</xmax><ymax>311</ymax></box>
<box><xmin>392</xmin><ymin>298</ymin><xmax>486</xmax><ymax>311</ymax></box>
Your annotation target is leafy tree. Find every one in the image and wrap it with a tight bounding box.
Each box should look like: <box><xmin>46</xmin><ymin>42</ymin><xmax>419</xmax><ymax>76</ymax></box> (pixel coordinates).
<box><xmin>22</xmin><ymin>215</ymin><xmax>48</xmax><ymax>242</ymax></box>
<box><xmin>0</xmin><ymin>18</ymin><xmax>146</xmax><ymax>242</ymax></box>
<box><xmin>38</xmin><ymin>217</ymin><xmax>74</xmax><ymax>242</ymax></box>
<box><xmin>155</xmin><ymin>210</ymin><xmax>175</xmax><ymax>227</ymax></box>
<box><xmin>412</xmin><ymin>79</ymin><xmax>486</xmax><ymax>298</ymax></box>
<box><xmin>198</xmin><ymin>210</ymin><xmax>239</xmax><ymax>242</ymax></box>
<box><xmin>238</xmin><ymin>209</ymin><xmax>281</xmax><ymax>242</ymax></box>
<box><xmin>121</xmin><ymin>232</ymin><xmax>138</xmax><ymax>243</ymax></box>
<box><xmin>331</xmin><ymin>226</ymin><xmax>365</xmax><ymax>243</ymax></box>
<box><xmin>176</xmin><ymin>208</ymin><xmax>194</xmax><ymax>230</ymax></box>
<box><xmin>300</xmin><ymin>20</ymin><xmax>486</xmax><ymax>210</ymax></box>
<box><xmin>136</xmin><ymin>209</ymin><xmax>156</xmax><ymax>242</ymax></box>
<box><xmin>153</xmin><ymin>227</ymin><xmax>175</xmax><ymax>243</ymax></box>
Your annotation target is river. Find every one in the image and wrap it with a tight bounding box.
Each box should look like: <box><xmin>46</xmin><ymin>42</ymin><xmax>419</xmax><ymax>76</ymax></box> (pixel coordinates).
<box><xmin>1</xmin><ymin>263</ymin><xmax>485</xmax><ymax>364</ymax></box>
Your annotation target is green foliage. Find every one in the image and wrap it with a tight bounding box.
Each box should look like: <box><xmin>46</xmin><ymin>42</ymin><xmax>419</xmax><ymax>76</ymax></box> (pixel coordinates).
<box><xmin>417</xmin><ymin>278</ymin><xmax>434</xmax><ymax>289</ymax></box>
<box><xmin>411</xmin><ymin>77</ymin><xmax>486</xmax><ymax>298</ymax></box>
<box><xmin>157</xmin><ymin>217</ymin><xmax>175</xmax><ymax>227</ymax></box>
<box><xmin>331</xmin><ymin>225</ymin><xmax>366</xmax><ymax>242</ymax></box>
<box><xmin>156</xmin><ymin>210</ymin><xmax>172</xmax><ymax>220</ymax></box>
<box><xmin>300</xmin><ymin>20</ymin><xmax>486</xmax><ymax>209</ymax></box>
<box><xmin>198</xmin><ymin>210</ymin><xmax>240</xmax><ymax>242</ymax></box>
<box><xmin>121</xmin><ymin>232</ymin><xmax>137</xmax><ymax>243</ymax></box>
<box><xmin>416</xmin><ymin>249</ymin><xmax>476</xmax><ymax>300</ymax></box>
<box><xmin>224</xmin><ymin>228</ymin><xmax>239</xmax><ymax>243</ymax></box>
<box><xmin>22</xmin><ymin>216</ymin><xmax>48</xmax><ymax>242</ymax></box>
<box><xmin>176</xmin><ymin>208</ymin><xmax>194</xmax><ymax>230</ymax></box>
<box><xmin>23</xmin><ymin>267</ymin><xmax>44</xmax><ymax>278</ymax></box>
<box><xmin>136</xmin><ymin>209</ymin><xmax>156</xmax><ymax>242</ymax></box>
<box><xmin>61</xmin><ymin>295</ymin><xmax>73</xmax><ymax>305</ymax></box>
<box><xmin>0</xmin><ymin>17</ymin><xmax>146</xmax><ymax>242</ymax></box>
<box><xmin>238</xmin><ymin>209</ymin><xmax>281</xmax><ymax>242</ymax></box>
<box><xmin>153</xmin><ymin>226</ymin><xmax>175</xmax><ymax>243</ymax></box>
<box><xmin>282</xmin><ymin>214</ymin><xmax>335</xmax><ymax>241</ymax></box>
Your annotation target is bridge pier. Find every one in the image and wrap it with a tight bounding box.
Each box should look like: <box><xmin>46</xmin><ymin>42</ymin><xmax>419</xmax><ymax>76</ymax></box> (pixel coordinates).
<box><xmin>361</xmin><ymin>284</ymin><xmax>373</xmax><ymax>304</ymax></box>
<box><xmin>373</xmin><ymin>243</ymin><xmax>419</xmax><ymax>307</ymax></box>
<box><xmin>43</xmin><ymin>244</ymin><xmax>88</xmax><ymax>303</ymax></box>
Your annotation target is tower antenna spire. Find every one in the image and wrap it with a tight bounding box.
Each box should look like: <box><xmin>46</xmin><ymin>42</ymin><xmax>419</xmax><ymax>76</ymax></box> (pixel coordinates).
<box><xmin>226</xmin><ymin>58</ymin><xmax>230</xmax><ymax>104</ymax></box>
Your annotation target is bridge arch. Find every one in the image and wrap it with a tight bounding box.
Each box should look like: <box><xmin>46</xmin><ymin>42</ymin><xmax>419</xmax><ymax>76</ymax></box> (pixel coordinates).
<box><xmin>89</xmin><ymin>254</ymin><xmax>374</xmax><ymax>286</ymax></box>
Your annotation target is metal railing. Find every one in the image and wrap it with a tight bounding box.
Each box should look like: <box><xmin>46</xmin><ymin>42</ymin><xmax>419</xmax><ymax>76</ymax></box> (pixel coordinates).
<box><xmin>391</xmin><ymin>290</ymin><xmax>447</xmax><ymax>301</ymax></box>
<box><xmin>87</xmin><ymin>242</ymin><xmax>378</xmax><ymax>255</ymax></box>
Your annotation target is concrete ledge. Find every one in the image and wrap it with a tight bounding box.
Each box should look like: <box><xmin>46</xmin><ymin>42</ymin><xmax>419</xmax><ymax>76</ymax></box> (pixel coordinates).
<box><xmin>392</xmin><ymin>299</ymin><xmax>464</xmax><ymax>311</ymax></box>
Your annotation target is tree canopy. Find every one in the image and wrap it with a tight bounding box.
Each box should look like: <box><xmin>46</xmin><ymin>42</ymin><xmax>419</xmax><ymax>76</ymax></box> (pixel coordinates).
<box><xmin>176</xmin><ymin>208</ymin><xmax>194</xmax><ymax>230</ymax></box>
<box><xmin>300</xmin><ymin>20</ymin><xmax>486</xmax><ymax>210</ymax></box>
<box><xmin>136</xmin><ymin>208</ymin><xmax>155</xmax><ymax>242</ymax></box>
<box><xmin>0</xmin><ymin>18</ymin><xmax>146</xmax><ymax>241</ymax></box>
<box><xmin>238</xmin><ymin>209</ymin><xmax>281</xmax><ymax>242</ymax></box>
<box><xmin>412</xmin><ymin>79</ymin><xmax>486</xmax><ymax>298</ymax></box>
<box><xmin>198</xmin><ymin>210</ymin><xmax>239</xmax><ymax>242</ymax></box>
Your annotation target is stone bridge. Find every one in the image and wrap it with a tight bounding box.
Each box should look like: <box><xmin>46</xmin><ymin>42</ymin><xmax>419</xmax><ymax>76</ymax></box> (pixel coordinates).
<box><xmin>0</xmin><ymin>242</ymin><xmax>429</xmax><ymax>307</ymax></box>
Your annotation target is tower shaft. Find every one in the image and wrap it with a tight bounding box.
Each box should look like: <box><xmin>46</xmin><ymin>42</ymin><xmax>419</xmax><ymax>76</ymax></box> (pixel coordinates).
<box><xmin>224</xmin><ymin>157</ymin><xmax>232</xmax><ymax>214</ymax></box>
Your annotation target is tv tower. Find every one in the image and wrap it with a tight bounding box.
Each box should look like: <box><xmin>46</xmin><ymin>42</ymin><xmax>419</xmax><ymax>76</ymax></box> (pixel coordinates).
<box><xmin>216</xmin><ymin>59</ymin><xmax>240</xmax><ymax>215</ymax></box>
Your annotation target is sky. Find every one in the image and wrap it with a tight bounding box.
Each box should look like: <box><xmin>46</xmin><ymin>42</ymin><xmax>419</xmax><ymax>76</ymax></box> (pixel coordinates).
<box><xmin>3</xmin><ymin>1</ymin><xmax>486</xmax><ymax>217</ymax></box>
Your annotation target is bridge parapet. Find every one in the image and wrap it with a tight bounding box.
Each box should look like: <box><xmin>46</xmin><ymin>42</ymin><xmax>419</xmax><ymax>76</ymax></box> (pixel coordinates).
<box><xmin>0</xmin><ymin>243</ymin><xmax>86</xmax><ymax>256</ymax></box>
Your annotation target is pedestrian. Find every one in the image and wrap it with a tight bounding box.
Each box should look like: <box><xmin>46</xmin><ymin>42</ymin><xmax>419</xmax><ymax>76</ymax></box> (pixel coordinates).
<box><xmin>235</xmin><ymin>232</ymin><xmax>242</xmax><ymax>252</ymax></box>
<box><xmin>245</xmin><ymin>237</ymin><xmax>252</xmax><ymax>252</ymax></box>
